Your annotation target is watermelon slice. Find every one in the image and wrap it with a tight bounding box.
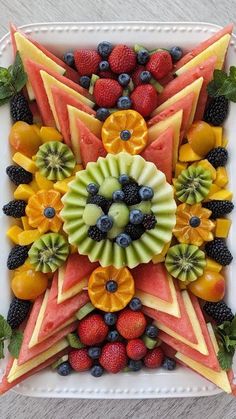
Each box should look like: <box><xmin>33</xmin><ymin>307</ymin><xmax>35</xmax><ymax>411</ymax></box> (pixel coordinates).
<box><xmin>38</xmin><ymin>273</ymin><xmax>89</xmax><ymax>342</ymax></box>
<box><xmin>156</xmin><ymin>56</ymin><xmax>217</xmax><ymax>121</ymax></box>
<box><xmin>175</xmin><ymin>24</ymin><xmax>233</xmax><ymax>70</ymax></box>
<box><xmin>132</xmin><ymin>262</ymin><xmax>172</xmax><ymax>302</ymax></box>
<box><xmin>62</xmin><ymin>254</ymin><xmax>98</xmax><ymax>293</ymax></box>
<box><xmin>51</xmin><ymin>86</ymin><xmax>96</xmax><ymax>145</ymax></box>
<box><xmin>75</xmin><ymin>118</ymin><xmax>107</xmax><ymax>166</ymax></box>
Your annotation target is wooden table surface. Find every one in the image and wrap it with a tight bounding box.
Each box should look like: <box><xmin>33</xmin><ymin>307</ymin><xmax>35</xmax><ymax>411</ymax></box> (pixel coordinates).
<box><xmin>0</xmin><ymin>0</ymin><xmax>235</xmax><ymax>417</ymax></box>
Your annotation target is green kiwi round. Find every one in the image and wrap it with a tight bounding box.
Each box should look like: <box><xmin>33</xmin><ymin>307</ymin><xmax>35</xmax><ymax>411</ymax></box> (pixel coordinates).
<box><xmin>165</xmin><ymin>243</ymin><xmax>206</xmax><ymax>282</ymax></box>
<box><xmin>175</xmin><ymin>164</ymin><xmax>212</xmax><ymax>204</ymax></box>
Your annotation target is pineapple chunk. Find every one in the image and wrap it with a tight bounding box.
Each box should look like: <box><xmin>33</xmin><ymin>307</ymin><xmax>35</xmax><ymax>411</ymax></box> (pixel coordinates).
<box><xmin>40</xmin><ymin>126</ymin><xmax>63</xmax><ymax>143</ymax></box>
<box><xmin>12</xmin><ymin>153</ymin><xmax>37</xmax><ymax>173</ymax></box>
<box><xmin>35</xmin><ymin>172</ymin><xmax>54</xmax><ymax>190</ymax></box>
<box><xmin>7</xmin><ymin>225</ymin><xmax>23</xmax><ymax>244</ymax></box>
<box><xmin>198</xmin><ymin>160</ymin><xmax>216</xmax><ymax>180</ymax></box>
<box><xmin>215</xmin><ymin>218</ymin><xmax>232</xmax><ymax>238</ymax></box>
<box><xmin>18</xmin><ymin>230</ymin><xmax>41</xmax><ymax>246</ymax></box>
<box><xmin>54</xmin><ymin>176</ymin><xmax>75</xmax><ymax>194</ymax></box>
<box><xmin>179</xmin><ymin>143</ymin><xmax>201</xmax><ymax>162</ymax></box>
<box><xmin>175</xmin><ymin>162</ymin><xmax>188</xmax><ymax>177</ymax></box>
<box><xmin>14</xmin><ymin>184</ymin><xmax>35</xmax><ymax>201</ymax></box>
<box><xmin>21</xmin><ymin>216</ymin><xmax>31</xmax><ymax>231</ymax></box>
<box><xmin>210</xmin><ymin>189</ymin><xmax>233</xmax><ymax>201</ymax></box>
<box><xmin>215</xmin><ymin>167</ymin><xmax>228</xmax><ymax>188</ymax></box>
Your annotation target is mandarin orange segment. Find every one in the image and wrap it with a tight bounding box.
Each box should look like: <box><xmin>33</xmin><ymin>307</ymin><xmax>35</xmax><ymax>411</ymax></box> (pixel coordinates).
<box><xmin>88</xmin><ymin>266</ymin><xmax>135</xmax><ymax>312</ymax></box>
<box><xmin>102</xmin><ymin>110</ymin><xmax>148</xmax><ymax>154</ymax></box>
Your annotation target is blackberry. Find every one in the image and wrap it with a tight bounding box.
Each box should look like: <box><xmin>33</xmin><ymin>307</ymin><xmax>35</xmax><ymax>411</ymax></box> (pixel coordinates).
<box><xmin>204</xmin><ymin>96</ymin><xmax>229</xmax><ymax>126</ymax></box>
<box><xmin>88</xmin><ymin>225</ymin><xmax>106</xmax><ymax>242</ymax></box>
<box><xmin>2</xmin><ymin>199</ymin><xmax>27</xmax><ymax>217</ymax></box>
<box><xmin>205</xmin><ymin>238</ymin><xmax>233</xmax><ymax>266</ymax></box>
<box><xmin>206</xmin><ymin>147</ymin><xmax>228</xmax><ymax>168</ymax></box>
<box><xmin>6</xmin><ymin>165</ymin><xmax>33</xmax><ymax>186</ymax></box>
<box><xmin>122</xmin><ymin>182</ymin><xmax>141</xmax><ymax>205</ymax></box>
<box><xmin>203</xmin><ymin>301</ymin><xmax>234</xmax><ymax>324</ymax></box>
<box><xmin>7</xmin><ymin>297</ymin><xmax>31</xmax><ymax>329</ymax></box>
<box><xmin>87</xmin><ymin>194</ymin><xmax>111</xmax><ymax>214</ymax></box>
<box><xmin>143</xmin><ymin>214</ymin><xmax>157</xmax><ymax>230</ymax></box>
<box><xmin>10</xmin><ymin>93</ymin><xmax>33</xmax><ymax>124</ymax></box>
<box><xmin>202</xmin><ymin>200</ymin><xmax>234</xmax><ymax>219</ymax></box>
<box><xmin>7</xmin><ymin>245</ymin><xmax>29</xmax><ymax>270</ymax></box>
<box><xmin>125</xmin><ymin>223</ymin><xmax>145</xmax><ymax>240</ymax></box>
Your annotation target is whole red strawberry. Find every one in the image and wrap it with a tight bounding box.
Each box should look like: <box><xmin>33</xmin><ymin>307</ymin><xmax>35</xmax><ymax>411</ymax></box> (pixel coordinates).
<box><xmin>116</xmin><ymin>309</ymin><xmax>147</xmax><ymax>339</ymax></box>
<box><xmin>74</xmin><ymin>49</ymin><xmax>100</xmax><ymax>75</ymax></box>
<box><xmin>146</xmin><ymin>50</ymin><xmax>172</xmax><ymax>80</ymax></box>
<box><xmin>126</xmin><ymin>338</ymin><xmax>147</xmax><ymax>360</ymax></box>
<box><xmin>77</xmin><ymin>313</ymin><xmax>109</xmax><ymax>346</ymax></box>
<box><xmin>131</xmin><ymin>65</ymin><xmax>145</xmax><ymax>87</ymax></box>
<box><xmin>109</xmin><ymin>44</ymin><xmax>136</xmax><ymax>74</ymax></box>
<box><xmin>69</xmin><ymin>348</ymin><xmax>93</xmax><ymax>372</ymax></box>
<box><xmin>131</xmin><ymin>84</ymin><xmax>158</xmax><ymax>117</ymax></box>
<box><xmin>94</xmin><ymin>78</ymin><xmax>122</xmax><ymax>107</ymax></box>
<box><xmin>144</xmin><ymin>347</ymin><xmax>164</xmax><ymax>369</ymax></box>
<box><xmin>99</xmin><ymin>342</ymin><xmax>127</xmax><ymax>373</ymax></box>
<box><xmin>99</xmin><ymin>70</ymin><xmax>117</xmax><ymax>80</ymax></box>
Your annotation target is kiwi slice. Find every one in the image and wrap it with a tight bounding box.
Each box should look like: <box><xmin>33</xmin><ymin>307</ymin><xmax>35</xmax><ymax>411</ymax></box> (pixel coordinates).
<box><xmin>175</xmin><ymin>164</ymin><xmax>212</xmax><ymax>204</ymax></box>
<box><xmin>165</xmin><ymin>244</ymin><xmax>206</xmax><ymax>282</ymax></box>
<box><xmin>89</xmin><ymin>74</ymin><xmax>100</xmax><ymax>95</ymax></box>
<box><xmin>28</xmin><ymin>233</ymin><xmax>69</xmax><ymax>273</ymax></box>
<box><xmin>35</xmin><ymin>141</ymin><xmax>76</xmax><ymax>181</ymax></box>
<box><xmin>51</xmin><ymin>355</ymin><xmax>69</xmax><ymax>369</ymax></box>
<box><xmin>76</xmin><ymin>302</ymin><xmax>95</xmax><ymax>320</ymax></box>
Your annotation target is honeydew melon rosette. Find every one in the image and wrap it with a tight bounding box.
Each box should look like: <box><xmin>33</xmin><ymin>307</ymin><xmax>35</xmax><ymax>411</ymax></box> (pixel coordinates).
<box><xmin>61</xmin><ymin>152</ymin><xmax>176</xmax><ymax>269</ymax></box>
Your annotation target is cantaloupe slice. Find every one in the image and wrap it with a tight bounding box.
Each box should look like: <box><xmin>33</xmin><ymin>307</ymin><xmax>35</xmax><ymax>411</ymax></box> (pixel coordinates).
<box><xmin>57</xmin><ymin>264</ymin><xmax>88</xmax><ymax>304</ymax></box>
<box><xmin>68</xmin><ymin>105</ymin><xmax>102</xmax><ymax>139</ymax></box>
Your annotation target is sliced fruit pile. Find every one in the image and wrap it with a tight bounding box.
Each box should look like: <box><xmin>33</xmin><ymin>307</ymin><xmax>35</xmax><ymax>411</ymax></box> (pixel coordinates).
<box><xmin>0</xmin><ymin>23</ymin><xmax>236</xmax><ymax>396</ymax></box>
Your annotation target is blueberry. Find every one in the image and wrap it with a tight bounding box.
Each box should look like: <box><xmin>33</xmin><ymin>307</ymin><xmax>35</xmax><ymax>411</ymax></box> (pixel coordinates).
<box><xmin>97</xmin><ymin>215</ymin><xmax>113</xmax><ymax>232</ymax></box>
<box><xmin>145</xmin><ymin>324</ymin><xmax>159</xmax><ymax>339</ymax></box>
<box><xmin>107</xmin><ymin>330</ymin><xmax>120</xmax><ymax>342</ymax></box>
<box><xmin>97</xmin><ymin>41</ymin><xmax>113</xmax><ymax>58</ymax></box>
<box><xmin>189</xmin><ymin>216</ymin><xmax>201</xmax><ymax>228</ymax></box>
<box><xmin>162</xmin><ymin>357</ymin><xmax>176</xmax><ymax>371</ymax></box>
<box><xmin>106</xmin><ymin>280</ymin><xmax>118</xmax><ymax>293</ymax></box>
<box><xmin>44</xmin><ymin>207</ymin><xmax>56</xmax><ymax>219</ymax></box>
<box><xmin>86</xmin><ymin>183</ymin><xmax>99</xmax><ymax>195</ymax></box>
<box><xmin>104</xmin><ymin>312</ymin><xmax>117</xmax><ymax>326</ymax></box>
<box><xmin>118</xmin><ymin>174</ymin><xmax>130</xmax><ymax>185</ymax></box>
<box><xmin>128</xmin><ymin>359</ymin><xmax>143</xmax><ymax>371</ymax></box>
<box><xmin>90</xmin><ymin>364</ymin><xmax>104</xmax><ymax>377</ymax></box>
<box><xmin>117</xmin><ymin>96</ymin><xmax>132</xmax><ymax>110</ymax></box>
<box><xmin>140</xmin><ymin>70</ymin><xmax>151</xmax><ymax>83</ymax></box>
<box><xmin>95</xmin><ymin>108</ymin><xmax>110</xmax><ymax>121</ymax></box>
<box><xmin>120</xmin><ymin>129</ymin><xmax>131</xmax><ymax>141</ymax></box>
<box><xmin>112</xmin><ymin>190</ymin><xmax>125</xmax><ymax>202</ymax></box>
<box><xmin>79</xmin><ymin>75</ymin><xmax>91</xmax><ymax>89</ymax></box>
<box><xmin>57</xmin><ymin>361</ymin><xmax>72</xmax><ymax>376</ymax></box>
<box><xmin>129</xmin><ymin>297</ymin><xmax>142</xmax><ymax>311</ymax></box>
<box><xmin>139</xmin><ymin>186</ymin><xmax>154</xmax><ymax>201</ymax></box>
<box><xmin>99</xmin><ymin>60</ymin><xmax>110</xmax><ymax>71</ymax></box>
<box><xmin>129</xmin><ymin>209</ymin><xmax>144</xmax><ymax>225</ymax></box>
<box><xmin>137</xmin><ymin>49</ymin><xmax>150</xmax><ymax>65</ymax></box>
<box><xmin>88</xmin><ymin>347</ymin><xmax>101</xmax><ymax>360</ymax></box>
<box><xmin>170</xmin><ymin>46</ymin><xmax>183</xmax><ymax>62</ymax></box>
<box><xmin>116</xmin><ymin>233</ymin><xmax>132</xmax><ymax>248</ymax></box>
<box><xmin>63</xmin><ymin>52</ymin><xmax>75</xmax><ymax>68</ymax></box>
<box><xmin>118</xmin><ymin>73</ymin><xmax>130</xmax><ymax>87</ymax></box>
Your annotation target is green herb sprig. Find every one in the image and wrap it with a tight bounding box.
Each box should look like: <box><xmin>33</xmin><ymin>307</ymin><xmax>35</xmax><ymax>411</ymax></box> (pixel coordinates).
<box><xmin>0</xmin><ymin>51</ymin><xmax>27</xmax><ymax>106</ymax></box>
<box><xmin>216</xmin><ymin>315</ymin><xmax>236</xmax><ymax>370</ymax></box>
<box><xmin>0</xmin><ymin>314</ymin><xmax>23</xmax><ymax>359</ymax></box>
<box><xmin>207</xmin><ymin>66</ymin><xmax>236</xmax><ymax>102</ymax></box>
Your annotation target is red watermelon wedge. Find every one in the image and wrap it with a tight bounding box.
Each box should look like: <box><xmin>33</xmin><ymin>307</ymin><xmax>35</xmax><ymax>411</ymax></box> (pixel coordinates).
<box><xmin>175</xmin><ymin>24</ymin><xmax>233</xmax><ymax>70</ymax></box>
<box><xmin>62</xmin><ymin>254</ymin><xmax>98</xmax><ymax>293</ymax></box>
<box><xmin>76</xmin><ymin>119</ymin><xmax>107</xmax><ymax>167</ymax></box>
<box><xmin>38</xmin><ymin>273</ymin><xmax>89</xmax><ymax>342</ymax></box>
<box><xmin>156</xmin><ymin>56</ymin><xmax>217</xmax><ymax>121</ymax></box>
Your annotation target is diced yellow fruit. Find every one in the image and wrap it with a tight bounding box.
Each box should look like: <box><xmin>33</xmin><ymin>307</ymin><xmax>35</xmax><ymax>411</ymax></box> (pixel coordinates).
<box><xmin>32</xmin><ymin>124</ymin><xmax>42</xmax><ymax>138</ymax></box>
<box><xmin>70</xmin><ymin>244</ymin><xmax>78</xmax><ymax>254</ymax></box>
<box><xmin>12</xmin><ymin>152</ymin><xmax>37</xmax><ymax>174</ymax></box>
<box><xmin>6</xmin><ymin>225</ymin><xmax>23</xmax><ymax>244</ymax></box>
<box><xmin>206</xmin><ymin>183</ymin><xmax>221</xmax><ymax>199</ymax></box>
<box><xmin>152</xmin><ymin>241</ymin><xmax>171</xmax><ymax>263</ymax></box>
<box><xmin>14</xmin><ymin>184</ymin><xmax>35</xmax><ymax>201</ymax></box>
<box><xmin>40</xmin><ymin>126</ymin><xmax>63</xmax><ymax>142</ymax></box>
<box><xmin>18</xmin><ymin>229</ymin><xmax>41</xmax><ymax>245</ymax></box>
<box><xmin>29</xmin><ymin>178</ymin><xmax>39</xmax><ymax>192</ymax></box>
<box><xmin>215</xmin><ymin>167</ymin><xmax>228</xmax><ymax>188</ymax></box>
<box><xmin>215</xmin><ymin>218</ymin><xmax>232</xmax><ymax>238</ymax></box>
<box><xmin>179</xmin><ymin>143</ymin><xmax>201</xmax><ymax>162</ymax></box>
<box><xmin>206</xmin><ymin>258</ymin><xmax>222</xmax><ymax>273</ymax></box>
<box><xmin>35</xmin><ymin>171</ymin><xmax>54</xmax><ymax>190</ymax></box>
<box><xmin>211</xmin><ymin>126</ymin><xmax>222</xmax><ymax>147</ymax></box>
<box><xmin>73</xmin><ymin>164</ymin><xmax>83</xmax><ymax>174</ymax></box>
<box><xmin>54</xmin><ymin>176</ymin><xmax>75</xmax><ymax>194</ymax></box>
<box><xmin>210</xmin><ymin>189</ymin><xmax>233</xmax><ymax>201</ymax></box>
<box><xmin>21</xmin><ymin>216</ymin><xmax>31</xmax><ymax>230</ymax></box>
<box><xmin>175</xmin><ymin>162</ymin><xmax>188</xmax><ymax>177</ymax></box>
<box><xmin>222</xmin><ymin>137</ymin><xmax>228</xmax><ymax>148</ymax></box>
<box><xmin>198</xmin><ymin>159</ymin><xmax>216</xmax><ymax>180</ymax></box>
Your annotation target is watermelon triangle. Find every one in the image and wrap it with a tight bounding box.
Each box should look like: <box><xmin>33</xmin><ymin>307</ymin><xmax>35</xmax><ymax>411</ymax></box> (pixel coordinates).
<box><xmin>52</xmin><ymin>85</ymin><xmax>96</xmax><ymax>146</ymax></box>
<box><xmin>38</xmin><ymin>273</ymin><xmax>89</xmax><ymax>342</ymax></box>
<box><xmin>62</xmin><ymin>254</ymin><xmax>99</xmax><ymax>293</ymax></box>
<box><xmin>156</xmin><ymin>56</ymin><xmax>217</xmax><ymax>121</ymax></box>
<box><xmin>76</xmin><ymin>118</ymin><xmax>107</xmax><ymax>167</ymax></box>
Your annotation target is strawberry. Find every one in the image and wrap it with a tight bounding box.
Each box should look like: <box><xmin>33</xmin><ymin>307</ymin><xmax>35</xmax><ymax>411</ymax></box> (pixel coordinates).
<box><xmin>74</xmin><ymin>49</ymin><xmax>100</xmax><ymax>76</ymax></box>
<box><xmin>146</xmin><ymin>50</ymin><xmax>172</xmax><ymax>80</ymax></box>
<box><xmin>77</xmin><ymin>313</ymin><xmax>109</xmax><ymax>346</ymax></box>
<box><xmin>94</xmin><ymin>78</ymin><xmax>122</xmax><ymax>107</ymax></box>
<box><xmin>109</xmin><ymin>44</ymin><xmax>136</xmax><ymax>74</ymax></box>
<box><xmin>131</xmin><ymin>65</ymin><xmax>145</xmax><ymax>87</ymax></box>
<box><xmin>131</xmin><ymin>84</ymin><xmax>158</xmax><ymax>117</ymax></box>
<box><xmin>116</xmin><ymin>309</ymin><xmax>147</xmax><ymax>339</ymax></box>
<box><xmin>69</xmin><ymin>348</ymin><xmax>93</xmax><ymax>372</ymax></box>
<box><xmin>144</xmin><ymin>347</ymin><xmax>164</xmax><ymax>369</ymax></box>
<box><xmin>126</xmin><ymin>338</ymin><xmax>147</xmax><ymax>360</ymax></box>
<box><xmin>99</xmin><ymin>342</ymin><xmax>127</xmax><ymax>373</ymax></box>
<box><xmin>99</xmin><ymin>70</ymin><xmax>117</xmax><ymax>80</ymax></box>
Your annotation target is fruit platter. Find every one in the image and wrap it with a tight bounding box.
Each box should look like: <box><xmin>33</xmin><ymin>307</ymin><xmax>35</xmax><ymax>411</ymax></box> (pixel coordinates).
<box><xmin>0</xmin><ymin>21</ymin><xmax>236</xmax><ymax>398</ymax></box>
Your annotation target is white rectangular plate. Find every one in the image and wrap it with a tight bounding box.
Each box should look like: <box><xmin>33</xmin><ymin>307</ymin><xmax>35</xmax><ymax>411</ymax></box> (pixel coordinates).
<box><xmin>0</xmin><ymin>21</ymin><xmax>236</xmax><ymax>399</ymax></box>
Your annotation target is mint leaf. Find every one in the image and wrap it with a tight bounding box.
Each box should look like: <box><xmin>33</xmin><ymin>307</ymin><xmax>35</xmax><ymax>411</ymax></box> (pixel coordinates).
<box><xmin>0</xmin><ymin>341</ymin><xmax>4</xmax><ymax>359</ymax></box>
<box><xmin>207</xmin><ymin>66</ymin><xmax>236</xmax><ymax>102</ymax></box>
<box><xmin>8</xmin><ymin>330</ymin><xmax>23</xmax><ymax>358</ymax></box>
<box><xmin>0</xmin><ymin>84</ymin><xmax>15</xmax><ymax>100</ymax></box>
<box><xmin>0</xmin><ymin>67</ymin><xmax>12</xmax><ymax>84</ymax></box>
<box><xmin>67</xmin><ymin>333</ymin><xmax>84</xmax><ymax>349</ymax></box>
<box><xmin>230</xmin><ymin>66</ymin><xmax>236</xmax><ymax>80</ymax></box>
<box><xmin>0</xmin><ymin>315</ymin><xmax>12</xmax><ymax>340</ymax></box>
<box><xmin>217</xmin><ymin>345</ymin><xmax>234</xmax><ymax>370</ymax></box>
<box><xmin>230</xmin><ymin>314</ymin><xmax>236</xmax><ymax>335</ymax></box>
<box><xmin>12</xmin><ymin>52</ymin><xmax>27</xmax><ymax>93</ymax></box>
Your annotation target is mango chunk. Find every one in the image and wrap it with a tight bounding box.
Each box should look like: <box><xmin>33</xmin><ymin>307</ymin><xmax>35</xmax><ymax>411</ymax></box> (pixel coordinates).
<box><xmin>12</xmin><ymin>152</ymin><xmax>37</xmax><ymax>173</ymax></box>
<box><xmin>14</xmin><ymin>184</ymin><xmax>35</xmax><ymax>201</ymax></box>
<box><xmin>175</xmin><ymin>162</ymin><xmax>188</xmax><ymax>177</ymax></box>
<box><xmin>35</xmin><ymin>171</ymin><xmax>54</xmax><ymax>190</ymax></box>
<box><xmin>54</xmin><ymin>176</ymin><xmax>75</xmax><ymax>194</ymax></box>
<box><xmin>29</xmin><ymin>178</ymin><xmax>39</xmax><ymax>192</ymax></box>
<box><xmin>215</xmin><ymin>167</ymin><xmax>228</xmax><ymax>188</ymax></box>
<box><xmin>215</xmin><ymin>218</ymin><xmax>232</xmax><ymax>238</ymax></box>
<box><xmin>179</xmin><ymin>143</ymin><xmax>201</xmax><ymax>162</ymax></box>
<box><xmin>211</xmin><ymin>126</ymin><xmax>222</xmax><ymax>147</ymax></box>
<box><xmin>7</xmin><ymin>225</ymin><xmax>23</xmax><ymax>244</ymax></box>
<box><xmin>21</xmin><ymin>216</ymin><xmax>31</xmax><ymax>230</ymax></box>
<box><xmin>222</xmin><ymin>137</ymin><xmax>228</xmax><ymax>148</ymax></box>
<box><xmin>206</xmin><ymin>258</ymin><xmax>222</xmax><ymax>273</ymax></box>
<box><xmin>198</xmin><ymin>159</ymin><xmax>216</xmax><ymax>180</ymax></box>
<box><xmin>32</xmin><ymin>124</ymin><xmax>41</xmax><ymax>137</ymax></box>
<box><xmin>206</xmin><ymin>183</ymin><xmax>221</xmax><ymax>199</ymax></box>
<box><xmin>210</xmin><ymin>189</ymin><xmax>233</xmax><ymax>201</ymax></box>
<box><xmin>73</xmin><ymin>164</ymin><xmax>83</xmax><ymax>174</ymax></box>
<box><xmin>18</xmin><ymin>229</ymin><xmax>41</xmax><ymax>245</ymax></box>
<box><xmin>40</xmin><ymin>126</ymin><xmax>63</xmax><ymax>143</ymax></box>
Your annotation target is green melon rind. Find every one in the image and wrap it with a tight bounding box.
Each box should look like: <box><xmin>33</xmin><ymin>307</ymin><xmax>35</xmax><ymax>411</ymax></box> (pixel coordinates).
<box><xmin>61</xmin><ymin>152</ymin><xmax>176</xmax><ymax>268</ymax></box>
